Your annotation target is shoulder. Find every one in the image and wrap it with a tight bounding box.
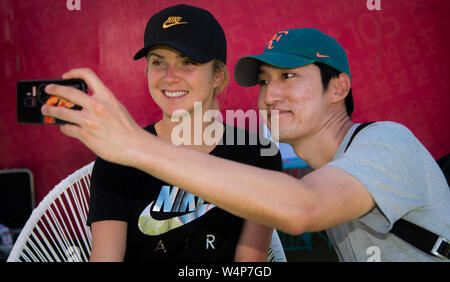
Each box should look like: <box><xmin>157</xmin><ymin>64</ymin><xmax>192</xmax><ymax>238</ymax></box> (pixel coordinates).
<box><xmin>357</xmin><ymin>121</ymin><xmax>415</xmax><ymax>142</ymax></box>
<box><xmin>348</xmin><ymin>121</ymin><xmax>423</xmax><ymax>154</ymax></box>
<box><xmin>90</xmin><ymin>156</ymin><xmax>138</xmax><ymax>191</ymax></box>
<box><xmin>341</xmin><ymin>121</ymin><xmax>431</xmax><ymax>166</ymax></box>
<box><xmin>92</xmin><ymin>156</ymin><xmax>128</xmax><ymax>174</ymax></box>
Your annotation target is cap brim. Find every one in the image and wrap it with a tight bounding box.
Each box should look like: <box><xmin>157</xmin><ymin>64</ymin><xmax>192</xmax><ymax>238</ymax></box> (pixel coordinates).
<box><xmin>133</xmin><ymin>41</ymin><xmax>214</xmax><ymax>63</ymax></box>
<box><xmin>234</xmin><ymin>52</ymin><xmax>316</xmax><ymax>87</ymax></box>
<box><xmin>133</xmin><ymin>47</ymin><xmax>149</xmax><ymax>60</ymax></box>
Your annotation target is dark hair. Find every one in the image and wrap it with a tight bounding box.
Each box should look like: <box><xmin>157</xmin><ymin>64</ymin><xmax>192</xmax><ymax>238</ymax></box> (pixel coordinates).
<box><xmin>313</xmin><ymin>62</ymin><xmax>354</xmax><ymax>117</ymax></box>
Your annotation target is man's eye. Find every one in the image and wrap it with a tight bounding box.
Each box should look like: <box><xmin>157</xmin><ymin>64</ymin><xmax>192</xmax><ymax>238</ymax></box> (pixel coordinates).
<box><xmin>258</xmin><ymin>80</ymin><xmax>268</xmax><ymax>86</ymax></box>
<box><xmin>282</xmin><ymin>73</ymin><xmax>295</xmax><ymax>79</ymax></box>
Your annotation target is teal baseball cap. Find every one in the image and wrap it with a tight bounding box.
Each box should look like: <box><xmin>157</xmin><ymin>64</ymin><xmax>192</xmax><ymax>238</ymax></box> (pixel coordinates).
<box><xmin>234</xmin><ymin>28</ymin><xmax>351</xmax><ymax>87</ymax></box>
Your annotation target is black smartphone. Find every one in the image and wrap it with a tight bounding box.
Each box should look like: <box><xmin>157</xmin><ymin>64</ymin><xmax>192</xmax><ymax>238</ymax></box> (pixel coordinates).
<box><xmin>17</xmin><ymin>79</ymin><xmax>87</xmax><ymax>124</ymax></box>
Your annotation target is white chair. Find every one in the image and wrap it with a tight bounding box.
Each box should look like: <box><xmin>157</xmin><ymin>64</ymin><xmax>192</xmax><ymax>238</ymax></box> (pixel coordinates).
<box><xmin>8</xmin><ymin>162</ymin><xmax>286</xmax><ymax>262</ymax></box>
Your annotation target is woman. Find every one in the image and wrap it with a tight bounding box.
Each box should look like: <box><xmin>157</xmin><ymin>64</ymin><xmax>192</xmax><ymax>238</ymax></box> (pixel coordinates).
<box><xmin>84</xmin><ymin>4</ymin><xmax>282</xmax><ymax>262</ymax></box>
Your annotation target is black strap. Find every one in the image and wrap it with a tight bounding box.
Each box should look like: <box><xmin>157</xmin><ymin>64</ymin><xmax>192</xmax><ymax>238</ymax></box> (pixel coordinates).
<box><xmin>344</xmin><ymin>122</ymin><xmax>374</xmax><ymax>153</ymax></box>
<box><xmin>344</xmin><ymin>122</ymin><xmax>450</xmax><ymax>259</ymax></box>
<box><xmin>391</xmin><ymin>218</ymin><xmax>450</xmax><ymax>259</ymax></box>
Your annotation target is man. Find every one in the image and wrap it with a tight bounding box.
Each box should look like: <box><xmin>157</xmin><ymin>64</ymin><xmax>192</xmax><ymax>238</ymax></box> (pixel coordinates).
<box><xmin>42</xmin><ymin>28</ymin><xmax>449</xmax><ymax>261</ymax></box>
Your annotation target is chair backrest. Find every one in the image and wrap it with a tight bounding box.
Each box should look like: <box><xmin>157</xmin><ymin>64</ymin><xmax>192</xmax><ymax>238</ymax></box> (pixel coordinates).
<box><xmin>7</xmin><ymin>163</ymin><xmax>93</xmax><ymax>262</ymax></box>
<box><xmin>8</xmin><ymin>162</ymin><xmax>286</xmax><ymax>262</ymax></box>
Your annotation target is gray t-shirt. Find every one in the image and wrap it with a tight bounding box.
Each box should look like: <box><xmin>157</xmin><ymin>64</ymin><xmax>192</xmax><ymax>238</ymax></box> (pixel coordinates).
<box><xmin>326</xmin><ymin>122</ymin><xmax>450</xmax><ymax>262</ymax></box>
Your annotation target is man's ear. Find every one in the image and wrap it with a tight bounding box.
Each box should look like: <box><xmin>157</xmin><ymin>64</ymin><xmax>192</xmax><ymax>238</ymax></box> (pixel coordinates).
<box><xmin>330</xmin><ymin>73</ymin><xmax>351</xmax><ymax>103</ymax></box>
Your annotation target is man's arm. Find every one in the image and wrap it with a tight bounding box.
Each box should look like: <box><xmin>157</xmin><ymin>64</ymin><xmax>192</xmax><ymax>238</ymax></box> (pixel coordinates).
<box><xmin>42</xmin><ymin>68</ymin><xmax>375</xmax><ymax>235</ymax></box>
<box><xmin>132</xmin><ymin>132</ymin><xmax>375</xmax><ymax>234</ymax></box>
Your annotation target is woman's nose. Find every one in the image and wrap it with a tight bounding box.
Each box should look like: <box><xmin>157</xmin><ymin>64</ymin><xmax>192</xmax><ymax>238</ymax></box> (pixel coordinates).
<box><xmin>163</xmin><ymin>64</ymin><xmax>181</xmax><ymax>83</ymax></box>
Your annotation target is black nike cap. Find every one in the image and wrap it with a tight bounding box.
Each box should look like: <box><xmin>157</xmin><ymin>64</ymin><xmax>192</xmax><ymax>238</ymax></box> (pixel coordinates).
<box><xmin>133</xmin><ymin>4</ymin><xmax>227</xmax><ymax>64</ymax></box>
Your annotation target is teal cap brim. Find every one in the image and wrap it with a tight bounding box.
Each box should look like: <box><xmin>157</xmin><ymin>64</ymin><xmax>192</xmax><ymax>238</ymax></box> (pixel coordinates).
<box><xmin>234</xmin><ymin>52</ymin><xmax>316</xmax><ymax>87</ymax></box>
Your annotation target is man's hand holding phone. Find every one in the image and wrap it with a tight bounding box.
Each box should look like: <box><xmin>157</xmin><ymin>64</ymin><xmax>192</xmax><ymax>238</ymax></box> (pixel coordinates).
<box><xmin>41</xmin><ymin>68</ymin><xmax>146</xmax><ymax>168</ymax></box>
<box><xmin>17</xmin><ymin>78</ymin><xmax>87</xmax><ymax>124</ymax></box>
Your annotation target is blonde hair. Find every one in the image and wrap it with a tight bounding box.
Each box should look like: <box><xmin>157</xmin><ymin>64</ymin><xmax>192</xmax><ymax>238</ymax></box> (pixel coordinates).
<box><xmin>211</xmin><ymin>59</ymin><xmax>228</xmax><ymax>110</ymax></box>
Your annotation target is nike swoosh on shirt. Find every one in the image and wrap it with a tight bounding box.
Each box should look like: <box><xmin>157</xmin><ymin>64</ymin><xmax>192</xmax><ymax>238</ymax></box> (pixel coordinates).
<box><xmin>138</xmin><ymin>201</ymin><xmax>216</xmax><ymax>236</ymax></box>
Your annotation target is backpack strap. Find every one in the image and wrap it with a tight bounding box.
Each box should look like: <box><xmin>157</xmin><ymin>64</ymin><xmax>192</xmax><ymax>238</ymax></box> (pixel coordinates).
<box><xmin>391</xmin><ymin>218</ymin><xmax>449</xmax><ymax>259</ymax></box>
<box><xmin>344</xmin><ymin>122</ymin><xmax>375</xmax><ymax>153</ymax></box>
<box><xmin>344</xmin><ymin>122</ymin><xmax>450</xmax><ymax>260</ymax></box>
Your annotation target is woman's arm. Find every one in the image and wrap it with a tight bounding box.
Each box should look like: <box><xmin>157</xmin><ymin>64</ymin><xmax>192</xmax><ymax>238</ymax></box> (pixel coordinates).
<box><xmin>234</xmin><ymin>221</ymin><xmax>272</xmax><ymax>262</ymax></box>
<box><xmin>89</xmin><ymin>220</ymin><xmax>128</xmax><ymax>262</ymax></box>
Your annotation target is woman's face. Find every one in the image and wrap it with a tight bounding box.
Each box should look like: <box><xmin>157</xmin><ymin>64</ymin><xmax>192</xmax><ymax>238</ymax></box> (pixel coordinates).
<box><xmin>146</xmin><ymin>46</ymin><xmax>223</xmax><ymax>119</ymax></box>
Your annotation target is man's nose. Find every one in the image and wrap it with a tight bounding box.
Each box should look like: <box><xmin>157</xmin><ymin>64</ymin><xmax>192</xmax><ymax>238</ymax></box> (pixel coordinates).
<box><xmin>264</xmin><ymin>81</ymin><xmax>284</xmax><ymax>106</ymax></box>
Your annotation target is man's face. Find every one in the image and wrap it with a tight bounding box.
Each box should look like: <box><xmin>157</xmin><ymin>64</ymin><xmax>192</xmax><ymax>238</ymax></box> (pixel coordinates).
<box><xmin>257</xmin><ymin>63</ymin><xmax>330</xmax><ymax>143</ymax></box>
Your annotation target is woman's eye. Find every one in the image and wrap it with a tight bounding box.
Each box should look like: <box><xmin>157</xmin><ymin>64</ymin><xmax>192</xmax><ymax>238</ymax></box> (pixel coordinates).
<box><xmin>151</xmin><ymin>60</ymin><xmax>162</xmax><ymax>66</ymax></box>
<box><xmin>183</xmin><ymin>59</ymin><xmax>197</xmax><ymax>66</ymax></box>
<box><xmin>282</xmin><ymin>73</ymin><xmax>295</xmax><ymax>79</ymax></box>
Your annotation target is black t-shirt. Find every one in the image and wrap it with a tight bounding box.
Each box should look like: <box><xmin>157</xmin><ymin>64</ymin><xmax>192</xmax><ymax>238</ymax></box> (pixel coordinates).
<box><xmin>86</xmin><ymin>123</ymin><xmax>282</xmax><ymax>262</ymax></box>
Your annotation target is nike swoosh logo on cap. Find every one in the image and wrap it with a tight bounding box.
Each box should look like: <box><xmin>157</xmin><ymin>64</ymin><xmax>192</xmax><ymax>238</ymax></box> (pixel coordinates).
<box><xmin>138</xmin><ymin>200</ymin><xmax>216</xmax><ymax>236</ymax></box>
<box><xmin>162</xmin><ymin>16</ymin><xmax>189</xmax><ymax>29</ymax></box>
<box><xmin>316</xmin><ymin>52</ymin><xmax>330</xmax><ymax>58</ymax></box>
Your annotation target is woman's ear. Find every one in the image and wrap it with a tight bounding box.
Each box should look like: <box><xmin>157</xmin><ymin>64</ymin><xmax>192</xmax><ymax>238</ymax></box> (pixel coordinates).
<box><xmin>213</xmin><ymin>69</ymin><xmax>225</xmax><ymax>89</ymax></box>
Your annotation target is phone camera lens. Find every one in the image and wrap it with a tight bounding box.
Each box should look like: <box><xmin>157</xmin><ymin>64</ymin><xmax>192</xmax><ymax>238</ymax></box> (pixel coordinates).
<box><xmin>37</xmin><ymin>84</ymin><xmax>49</xmax><ymax>104</ymax></box>
<box><xmin>24</xmin><ymin>96</ymin><xmax>37</xmax><ymax>108</ymax></box>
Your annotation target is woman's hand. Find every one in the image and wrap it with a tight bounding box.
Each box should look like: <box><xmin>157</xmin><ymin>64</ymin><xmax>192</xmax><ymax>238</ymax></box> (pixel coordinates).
<box><xmin>41</xmin><ymin>68</ymin><xmax>146</xmax><ymax>167</ymax></box>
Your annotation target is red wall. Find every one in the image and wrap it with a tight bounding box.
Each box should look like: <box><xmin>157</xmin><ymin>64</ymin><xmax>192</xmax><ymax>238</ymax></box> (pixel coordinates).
<box><xmin>1</xmin><ymin>0</ymin><xmax>449</xmax><ymax>204</ymax></box>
